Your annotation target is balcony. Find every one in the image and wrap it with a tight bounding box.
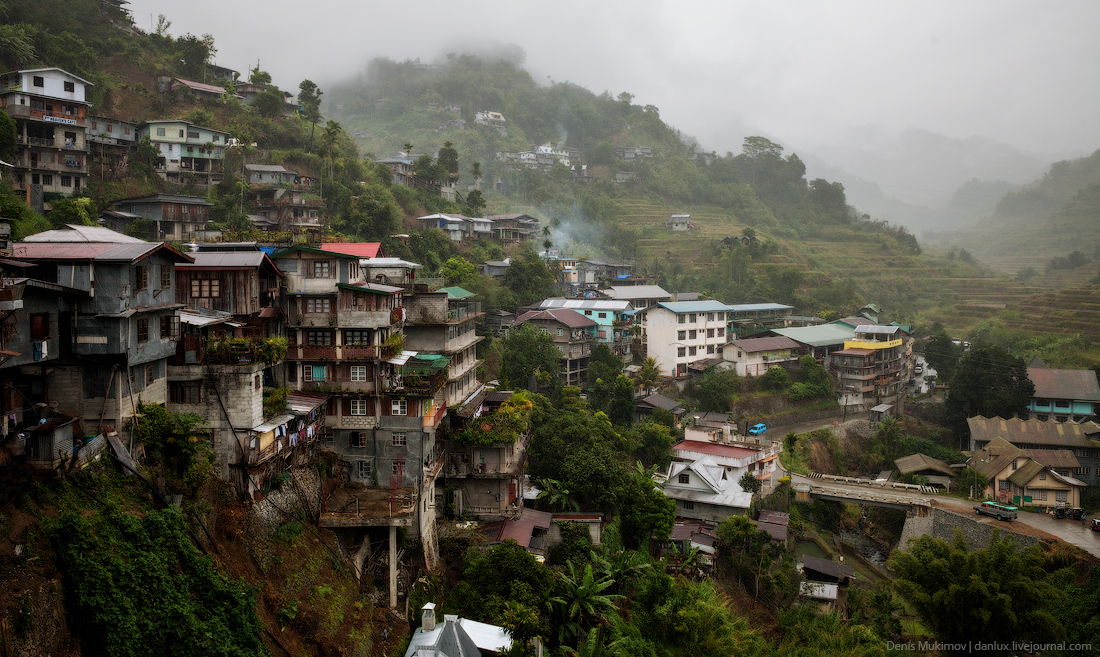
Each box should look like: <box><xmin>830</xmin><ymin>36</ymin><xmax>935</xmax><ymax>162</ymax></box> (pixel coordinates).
<box><xmin>446</xmin><ymin>301</ymin><xmax>482</xmax><ymax>323</ymax></box>
<box><xmin>299</xmin><ymin>378</ymin><xmax>376</xmax><ymax>394</ymax></box>
<box><xmin>288</xmin><ymin>343</ymin><xmax>380</xmax><ymax>362</ymax></box>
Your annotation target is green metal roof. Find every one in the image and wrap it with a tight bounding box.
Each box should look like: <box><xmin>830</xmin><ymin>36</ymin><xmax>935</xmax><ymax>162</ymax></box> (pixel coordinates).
<box><xmin>440</xmin><ymin>286</ymin><xmax>475</xmax><ymax>299</ymax></box>
<box><xmin>769</xmin><ymin>323</ymin><xmax>855</xmax><ymax>347</ymax></box>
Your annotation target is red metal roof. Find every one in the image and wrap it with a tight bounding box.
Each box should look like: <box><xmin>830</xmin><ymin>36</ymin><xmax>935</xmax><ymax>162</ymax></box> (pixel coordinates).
<box><xmin>672</xmin><ymin>440</ymin><xmax>759</xmax><ymax>459</ymax></box>
<box><xmin>319</xmin><ymin>243</ymin><xmax>384</xmax><ymax>258</ymax></box>
<box><xmin>498</xmin><ymin>509</ymin><xmax>553</xmax><ymax>546</ymax></box>
<box><xmin>514</xmin><ymin>308</ymin><xmax>596</xmax><ymax>328</ymax></box>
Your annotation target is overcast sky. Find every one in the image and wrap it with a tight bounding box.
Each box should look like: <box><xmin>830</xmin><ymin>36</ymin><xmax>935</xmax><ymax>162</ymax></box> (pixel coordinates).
<box><xmin>125</xmin><ymin>0</ymin><xmax>1099</xmax><ymax>160</ymax></box>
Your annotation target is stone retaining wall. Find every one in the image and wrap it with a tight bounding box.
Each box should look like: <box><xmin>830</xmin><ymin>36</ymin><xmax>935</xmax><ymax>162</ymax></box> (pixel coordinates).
<box><xmin>899</xmin><ymin>507</ymin><xmax>1040</xmax><ymax>552</ymax></box>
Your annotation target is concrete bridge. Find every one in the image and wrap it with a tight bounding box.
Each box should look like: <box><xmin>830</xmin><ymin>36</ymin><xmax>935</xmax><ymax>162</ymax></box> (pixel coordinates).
<box><xmin>791</xmin><ymin>473</ymin><xmax>933</xmax><ymax>516</ymax></box>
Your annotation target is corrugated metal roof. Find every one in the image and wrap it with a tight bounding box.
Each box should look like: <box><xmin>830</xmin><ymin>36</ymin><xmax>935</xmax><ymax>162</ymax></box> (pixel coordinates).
<box><xmin>856</xmin><ymin>325</ymin><xmax>904</xmax><ymax>335</ymax></box>
<box><xmin>287</xmin><ymin>391</ymin><xmax>328</xmax><ymax>415</ymax></box>
<box><xmin>894</xmin><ymin>453</ymin><xmax>955</xmax><ymax>477</ymax></box>
<box><xmin>245</xmin><ymin>164</ymin><xmax>292</xmax><ymax>173</ymax></box>
<box><xmin>802</xmin><ymin>555</ymin><xmax>856</xmax><ymax>579</ymax></box>
<box><xmin>652</xmin><ymin>300</ymin><xmax>735</xmax><ymax>314</ymax></box>
<box><xmin>638</xmin><ymin>394</ymin><xmax>685</xmax><ymax>413</ymax></box>
<box><xmin>537</xmin><ymin>298</ymin><xmax>633</xmax><ymax>311</ymax></box>
<box><xmin>23</xmin><ymin>224</ymin><xmax>146</xmax><ymax>243</ymax></box>
<box><xmin>179</xmin><ymin>252</ymin><xmax>268</xmax><ymax>268</ymax></box>
<box><xmin>727</xmin><ymin>303</ymin><xmax>795</xmax><ymax>312</ymax></box>
<box><xmin>360</xmin><ymin>257</ymin><xmax>422</xmax><ymax>268</ymax></box>
<box><xmin>606</xmin><ymin>285</ymin><xmax>671</xmax><ymax>300</ymax></box>
<box><xmin>968</xmin><ymin>416</ymin><xmax>1100</xmax><ymax>449</ymax></box>
<box><xmin>770</xmin><ymin>324</ymin><xmax>856</xmax><ymax>348</ymax></box>
<box><xmin>440</xmin><ymin>286</ymin><xmax>475</xmax><ymax>299</ymax></box>
<box><xmin>514</xmin><ymin>308</ymin><xmax>596</xmax><ymax>328</ymax></box>
<box><xmin>113</xmin><ymin>193</ymin><xmax>214</xmax><ymax>206</ymax></box>
<box><xmin>336</xmin><ymin>282</ymin><xmax>402</xmax><ymax>295</ymax></box>
<box><xmin>731</xmin><ymin>336</ymin><xmax>801</xmax><ymax>352</ymax></box>
<box><xmin>1028</xmin><ymin>367</ymin><xmax>1100</xmax><ymax>402</ymax></box>
<box><xmin>673</xmin><ymin>440</ymin><xmax>760</xmax><ymax>460</ymax></box>
<box><xmin>1021</xmin><ymin>449</ymin><xmax>1080</xmax><ymax>470</ymax></box>
<box><xmin>319</xmin><ymin>243</ymin><xmax>383</xmax><ymax>258</ymax></box>
<box><xmin>16</xmin><ymin>241</ymin><xmax>190</xmax><ymax>264</ymax></box>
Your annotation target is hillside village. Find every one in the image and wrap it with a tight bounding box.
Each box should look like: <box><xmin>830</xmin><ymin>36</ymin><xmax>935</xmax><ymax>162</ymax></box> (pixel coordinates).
<box><xmin>3</xmin><ymin>5</ymin><xmax>1100</xmax><ymax>656</ymax></box>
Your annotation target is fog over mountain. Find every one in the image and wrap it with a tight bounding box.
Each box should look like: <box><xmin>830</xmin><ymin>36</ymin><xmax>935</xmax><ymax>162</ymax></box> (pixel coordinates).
<box><xmin>125</xmin><ymin>0</ymin><xmax>1100</xmax><ymax>227</ymax></box>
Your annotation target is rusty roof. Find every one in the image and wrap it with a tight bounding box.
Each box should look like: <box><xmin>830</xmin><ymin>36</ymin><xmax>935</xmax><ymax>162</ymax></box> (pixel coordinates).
<box><xmin>968</xmin><ymin>416</ymin><xmax>1100</xmax><ymax>449</ymax></box>
<box><xmin>1028</xmin><ymin>367</ymin><xmax>1100</xmax><ymax>402</ymax></box>
<box><xmin>319</xmin><ymin>243</ymin><xmax>385</xmax><ymax>258</ymax></box>
<box><xmin>514</xmin><ymin>308</ymin><xmax>596</xmax><ymax>328</ymax></box>
<box><xmin>731</xmin><ymin>336</ymin><xmax>801</xmax><ymax>352</ymax></box>
<box><xmin>15</xmin><ymin>241</ymin><xmax>192</xmax><ymax>263</ymax></box>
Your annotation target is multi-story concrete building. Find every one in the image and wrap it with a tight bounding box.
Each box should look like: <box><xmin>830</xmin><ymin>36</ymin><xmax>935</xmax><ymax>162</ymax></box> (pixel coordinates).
<box><xmin>87</xmin><ymin>115</ymin><xmax>138</xmax><ymax>182</ymax></box>
<box><xmin>513</xmin><ymin>308</ymin><xmax>597</xmax><ymax>386</ymax></box>
<box><xmin>248</xmin><ymin>165</ymin><xmax>324</xmax><ymax>235</ymax></box>
<box><xmin>532</xmin><ymin>298</ymin><xmax>634</xmax><ymax>356</ymax></box>
<box><xmin>273</xmin><ymin>245</ymin><xmax>446</xmax><ymax>555</ymax></box>
<box><xmin>828</xmin><ymin>325</ymin><xmax>908</xmax><ymax>405</ymax></box>
<box><xmin>11</xmin><ymin>225</ymin><xmax>191</xmax><ymax>445</ymax></box>
<box><xmin>403</xmin><ymin>286</ymin><xmax>483</xmax><ymax>407</ymax></box>
<box><xmin>0</xmin><ymin>68</ymin><xmax>92</xmax><ymax>206</ymax></box>
<box><xmin>1026</xmin><ymin>361</ymin><xmax>1100</xmax><ymax>423</ymax></box>
<box><xmin>636</xmin><ymin>301</ymin><xmax>737</xmax><ymax>377</ymax></box>
<box><xmin>105</xmin><ymin>194</ymin><xmax>213</xmax><ymax>241</ymax></box>
<box><xmin>137</xmin><ymin>119</ymin><xmax>230</xmax><ymax>185</ymax></box>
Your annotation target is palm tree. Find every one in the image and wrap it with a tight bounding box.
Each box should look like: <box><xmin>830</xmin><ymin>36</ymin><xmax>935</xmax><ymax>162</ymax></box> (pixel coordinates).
<box><xmin>561</xmin><ymin>626</ymin><xmax>626</xmax><ymax>657</ymax></box>
<box><xmin>550</xmin><ymin>562</ymin><xmax>623</xmax><ymax>643</ymax></box>
<box><xmin>403</xmin><ymin>142</ymin><xmax>413</xmax><ymax>156</ymax></box>
<box><xmin>636</xmin><ymin>357</ymin><xmax>661</xmax><ymax>394</ymax></box>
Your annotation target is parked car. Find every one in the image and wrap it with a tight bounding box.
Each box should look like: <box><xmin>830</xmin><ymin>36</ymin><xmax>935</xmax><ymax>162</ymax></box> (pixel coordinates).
<box><xmin>914</xmin><ymin>364</ymin><xmax>924</xmax><ymax>374</ymax></box>
<box><xmin>748</xmin><ymin>423</ymin><xmax>767</xmax><ymax>436</ymax></box>
<box><xmin>1091</xmin><ymin>518</ymin><xmax>1100</xmax><ymax>531</ymax></box>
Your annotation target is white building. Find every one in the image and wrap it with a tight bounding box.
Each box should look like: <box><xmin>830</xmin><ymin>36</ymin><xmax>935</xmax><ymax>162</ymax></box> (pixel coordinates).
<box><xmin>659</xmin><ymin>438</ymin><xmax>782</xmax><ymax>522</ymax></box>
<box><xmin>637</xmin><ymin>300</ymin><xmax>736</xmax><ymax>377</ymax></box>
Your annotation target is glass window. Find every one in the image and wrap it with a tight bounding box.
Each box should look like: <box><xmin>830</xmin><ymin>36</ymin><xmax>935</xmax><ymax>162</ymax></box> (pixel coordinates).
<box><xmin>718</xmin><ymin>328</ymin><xmax>725</xmax><ymax>337</ymax></box>
<box><xmin>707</xmin><ymin>313</ymin><xmax>714</xmax><ymax>321</ymax></box>
<box><xmin>136</xmin><ymin>266</ymin><xmax>149</xmax><ymax>291</ymax></box>
<box><xmin>350</xmin><ymin>365</ymin><xmax>368</xmax><ymax>382</ymax></box>
<box><xmin>689</xmin><ymin>346</ymin><xmax>697</xmax><ymax>356</ymax></box>
<box><xmin>557</xmin><ymin>328</ymin><xmax>564</xmax><ymax>336</ymax></box>
<box><xmin>313</xmin><ymin>260</ymin><xmax>331</xmax><ymax>278</ymax></box>
<box><xmin>160</xmin><ymin>266</ymin><xmax>173</xmax><ymax>289</ymax></box>
<box><xmin>357</xmin><ymin>460</ymin><xmax>371</xmax><ymax>477</ymax></box>
<box><xmin>350</xmin><ymin>432</ymin><xmax>367</xmax><ymax>447</ymax></box>
<box><xmin>156</xmin><ymin>127</ymin><xmax>166</xmax><ymax>136</ymax></box>
<box><xmin>345</xmin><ymin>330</ymin><xmax>370</xmax><ymax>345</ymax></box>
<box><xmin>677</xmin><ymin>315</ymin><xmax>685</xmax><ymax>324</ymax></box>
<box><xmin>187</xmin><ymin>130</ymin><xmax>200</xmax><ymax>139</ymax></box>
<box><xmin>598</xmin><ymin>312</ymin><xmax>606</xmax><ymax>319</ymax></box>
<box><xmin>392</xmin><ymin>432</ymin><xmax>407</xmax><ymax>446</ymax></box>
<box><xmin>137</xmin><ymin>318</ymin><xmax>149</xmax><ymax>342</ymax></box>
<box><xmin>64</xmin><ymin>80</ymin><xmax>75</xmax><ymax>92</ymax></box>
<box><xmin>1056</xmin><ymin>490</ymin><xmax>1068</xmax><ymax>502</ymax></box>
<box><xmin>169</xmin><ymin>381</ymin><xmax>201</xmax><ymax>404</ymax></box>
<box><xmin>392</xmin><ymin>399</ymin><xmax>407</xmax><ymax>416</ymax></box>
<box><xmin>304</xmin><ymin>365</ymin><xmax>326</xmax><ymax>382</ymax></box>
<box><xmin>350</xmin><ymin>399</ymin><xmax>368</xmax><ymax>416</ymax></box>
<box><xmin>190</xmin><ymin>279</ymin><xmax>220</xmax><ymax>298</ymax></box>
<box><xmin>678</xmin><ymin>473</ymin><xmax>689</xmax><ymax>484</ymax></box>
<box><xmin>707</xmin><ymin>328</ymin><xmax>715</xmax><ymax>338</ymax></box>
<box><xmin>689</xmin><ymin>314</ymin><xmax>696</xmax><ymax>323</ymax></box>
<box><xmin>689</xmin><ymin>330</ymin><xmax>697</xmax><ymax>339</ymax></box>
<box><xmin>677</xmin><ymin>347</ymin><xmax>686</xmax><ymax>357</ymax></box>
<box><xmin>60</xmin><ymin>176</ymin><xmax>71</xmax><ymax>187</ymax></box>
<box><xmin>678</xmin><ymin>331</ymin><xmax>686</xmax><ymax>340</ymax></box>
<box><xmin>306</xmin><ymin>330</ymin><xmax>332</xmax><ymax>346</ymax></box>
<box><xmin>32</xmin><ymin>76</ymin><xmax>43</xmax><ymax>87</ymax></box>
<box><xmin>306</xmin><ymin>297</ymin><xmax>331</xmax><ymax>313</ymax></box>
<box><xmin>146</xmin><ymin>365</ymin><xmax>156</xmax><ymax>384</ymax></box>
<box><xmin>160</xmin><ymin>315</ymin><xmax>180</xmax><ymax>338</ymax></box>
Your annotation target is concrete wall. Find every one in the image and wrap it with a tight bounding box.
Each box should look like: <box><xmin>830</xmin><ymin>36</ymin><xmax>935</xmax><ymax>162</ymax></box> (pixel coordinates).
<box><xmin>899</xmin><ymin>507</ymin><xmax>1040</xmax><ymax>552</ymax></box>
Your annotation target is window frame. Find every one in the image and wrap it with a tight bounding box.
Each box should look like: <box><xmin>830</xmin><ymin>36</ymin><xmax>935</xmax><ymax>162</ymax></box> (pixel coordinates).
<box><xmin>350</xmin><ymin>399</ymin><xmax>369</xmax><ymax>416</ymax></box>
<box><xmin>160</xmin><ymin>315</ymin><xmax>180</xmax><ymax>339</ymax></box>
<box><xmin>391</xmin><ymin>399</ymin><xmax>408</xmax><ymax>416</ymax></box>
<box><xmin>350</xmin><ymin>365</ymin><xmax>368</xmax><ymax>382</ymax></box>
<box><xmin>137</xmin><ymin>318</ymin><xmax>149</xmax><ymax>343</ymax></box>
<box><xmin>392</xmin><ymin>432</ymin><xmax>407</xmax><ymax>447</ymax></box>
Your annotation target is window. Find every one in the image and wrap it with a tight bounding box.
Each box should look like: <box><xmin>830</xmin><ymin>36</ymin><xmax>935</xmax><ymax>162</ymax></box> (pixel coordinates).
<box><xmin>558</xmin><ymin>345</ymin><xmax>564</xmax><ymax>354</ymax></box>
<box><xmin>156</xmin><ymin>127</ymin><xmax>166</xmax><ymax>136</ymax></box>
<box><xmin>707</xmin><ymin>345</ymin><xmax>715</xmax><ymax>354</ymax></box>
<box><xmin>187</xmin><ymin>130</ymin><xmax>200</xmax><ymax>139</ymax></box>
<box><xmin>1032</xmin><ymin>489</ymin><xmax>1047</xmax><ymax>501</ymax></box>
<box><xmin>160</xmin><ymin>315</ymin><xmax>180</xmax><ymax>339</ymax></box>
<box><xmin>304</xmin><ymin>365</ymin><xmax>327</xmax><ymax>382</ymax></box>
<box><xmin>689</xmin><ymin>346</ymin><xmax>697</xmax><ymax>356</ymax></box>
<box><xmin>350</xmin><ymin>399</ymin><xmax>368</xmax><ymax>416</ymax></box>
<box><xmin>1055</xmin><ymin>400</ymin><xmax>1070</xmax><ymax>409</ymax></box>
<box><xmin>683</xmin><ymin>501</ymin><xmax>694</xmax><ymax>510</ymax></box>
<box><xmin>584</xmin><ymin>310</ymin><xmax>592</xmax><ymax>316</ymax></box>
<box><xmin>1039</xmin><ymin>471</ymin><xmax>1047</xmax><ymax>480</ymax></box>
<box><xmin>31</xmin><ymin>174</ymin><xmax>39</xmax><ymax>185</ymax></box>
<box><xmin>137</xmin><ymin>318</ymin><xmax>149</xmax><ymax>343</ymax></box>
<box><xmin>190</xmin><ymin>279</ymin><xmax>220</xmax><ymax>298</ymax></box>
<box><xmin>999</xmin><ymin>479</ymin><xmax>1010</xmax><ymax>490</ymax></box>
<box><xmin>678</xmin><ymin>473</ymin><xmax>689</xmax><ymax>484</ymax></box>
<box><xmin>689</xmin><ymin>313</ymin><xmax>697</xmax><ymax>323</ymax></box>
<box><xmin>345</xmin><ymin>330</ymin><xmax>370</xmax><ymax>345</ymax></box>
<box><xmin>598</xmin><ymin>330</ymin><xmax>606</xmax><ymax>339</ymax></box>
<box><xmin>64</xmin><ymin>80</ymin><xmax>75</xmax><ymax>92</ymax></box>
<box><xmin>32</xmin><ymin>75</ymin><xmax>44</xmax><ymax>87</ymax></box>
<box><xmin>357</xmin><ymin>460</ymin><xmax>371</xmax><ymax>478</ymax></box>
<box><xmin>178</xmin><ymin>130</ymin><xmax>184</xmax><ymax>138</ymax></box>
<box><xmin>313</xmin><ymin>260</ymin><xmax>332</xmax><ymax>278</ymax></box>
<box><xmin>689</xmin><ymin>330</ymin><xmax>697</xmax><ymax>340</ymax></box>
<box><xmin>305</xmin><ymin>297</ymin><xmax>331</xmax><ymax>313</ymax></box>
<box><xmin>169</xmin><ymin>381</ymin><xmax>201</xmax><ymax>404</ymax></box>
<box><xmin>718</xmin><ymin>328</ymin><xmax>725</xmax><ymax>337</ymax></box>
<box><xmin>677</xmin><ymin>315</ymin><xmax>685</xmax><ymax>324</ymax></box>
<box><xmin>707</xmin><ymin>328</ymin><xmax>715</xmax><ymax>338</ymax></box>
<box><xmin>557</xmin><ymin>328</ymin><xmax>564</xmax><ymax>336</ymax></box>
<box><xmin>677</xmin><ymin>347</ymin><xmax>686</xmax><ymax>357</ymax></box>
<box><xmin>392</xmin><ymin>461</ymin><xmax>405</xmax><ymax>477</ymax></box>
<box><xmin>42</xmin><ymin>174</ymin><xmax>53</xmax><ymax>186</ymax></box>
<box><xmin>1075</xmin><ymin>467</ymin><xmax>1090</xmax><ymax>476</ymax></box>
<box><xmin>598</xmin><ymin>312</ymin><xmax>606</xmax><ymax>319</ymax></box>
<box><xmin>212</xmin><ymin>135</ymin><xmax>220</xmax><ymax>142</ymax></box>
<box><xmin>707</xmin><ymin>312</ymin><xmax>714</xmax><ymax>321</ymax></box>
<box><xmin>1011</xmin><ymin>459</ymin><xmax>1018</xmax><ymax>470</ymax></box>
<box><xmin>31</xmin><ymin>313</ymin><xmax>49</xmax><ymax>340</ymax></box>
<box><xmin>1056</xmin><ymin>490</ymin><xmax>1069</xmax><ymax>502</ymax></box>
<box><xmin>60</xmin><ymin>176</ymin><xmax>71</xmax><ymax>187</ymax></box>
<box><xmin>146</xmin><ymin>365</ymin><xmax>156</xmax><ymax>385</ymax></box>
<box><xmin>678</xmin><ymin>330</ymin><xmax>686</xmax><ymax>340</ymax></box>
<box><xmin>306</xmin><ymin>330</ymin><xmax>332</xmax><ymax>346</ymax></box>
<box><xmin>392</xmin><ymin>399</ymin><xmax>407</xmax><ymax>416</ymax></box>
<box><xmin>255</xmin><ymin>374</ymin><xmax>261</xmax><ymax>390</ymax></box>
<box><xmin>350</xmin><ymin>365</ymin><xmax>368</xmax><ymax>382</ymax></box>
<box><xmin>161</xmin><ymin>266</ymin><xmax>173</xmax><ymax>289</ymax></box>
<box><xmin>392</xmin><ymin>432</ymin><xmax>407</xmax><ymax>446</ymax></box>
<box><xmin>350</xmin><ymin>432</ymin><xmax>367</xmax><ymax>447</ymax></box>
